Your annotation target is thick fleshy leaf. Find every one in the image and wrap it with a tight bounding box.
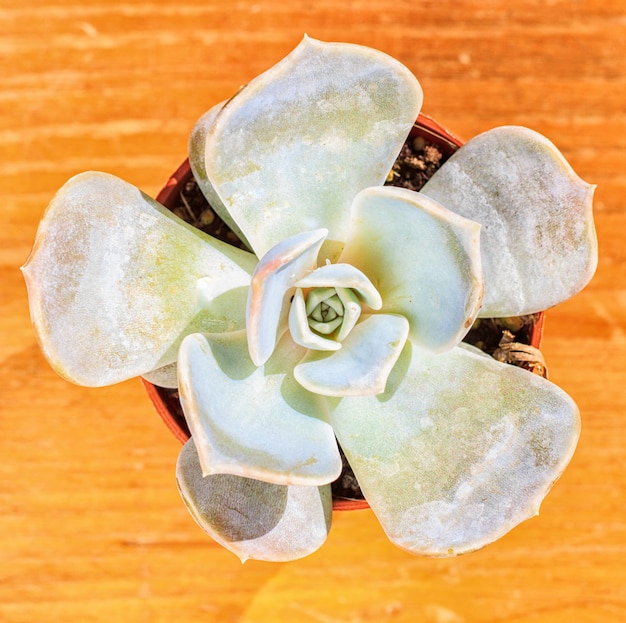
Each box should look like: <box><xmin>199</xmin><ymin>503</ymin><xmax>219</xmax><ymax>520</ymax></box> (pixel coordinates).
<box><xmin>334</xmin><ymin>287</ymin><xmax>362</xmax><ymax>341</ymax></box>
<box><xmin>295</xmin><ymin>262</ymin><xmax>382</xmax><ymax>309</ymax></box>
<box><xmin>421</xmin><ymin>125</ymin><xmax>598</xmax><ymax>316</ymax></box>
<box><xmin>201</xmin><ymin>36</ymin><xmax>423</xmax><ymax>260</ymax></box>
<box><xmin>247</xmin><ymin>229</ymin><xmax>327</xmax><ymax>366</ymax></box>
<box><xmin>21</xmin><ymin>172</ymin><xmax>256</xmax><ymax>386</ymax></box>
<box><xmin>178</xmin><ymin>331</ymin><xmax>341</xmax><ymax>486</ymax></box>
<box><xmin>189</xmin><ymin>102</ymin><xmax>253</xmax><ymax>250</ymax></box>
<box><xmin>339</xmin><ymin>186</ymin><xmax>483</xmax><ymax>353</ymax></box>
<box><xmin>294</xmin><ymin>314</ymin><xmax>409</xmax><ymax>397</ymax></box>
<box><xmin>177</xmin><ymin>439</ymin><xmax>332</xmax><ymax>562</ymax></box>
<box><xmin>330</xmin><ymin>343</ymin><xmax>580</xmax><ymax>557</ymax></box>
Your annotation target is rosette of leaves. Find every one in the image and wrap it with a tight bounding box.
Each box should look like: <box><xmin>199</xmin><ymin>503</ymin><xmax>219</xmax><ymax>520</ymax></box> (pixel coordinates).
<box><xmin>22</xmin><ymin>37</ymin><xmax>597</xmax><ymax>562</ymax></box>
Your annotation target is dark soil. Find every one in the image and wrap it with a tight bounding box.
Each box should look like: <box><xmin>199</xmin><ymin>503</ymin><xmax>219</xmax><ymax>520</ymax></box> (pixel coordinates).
<box><xmin>161</xmin><ymin>127</ymin><xmax>544</xmax><ymax>503</ymax></box>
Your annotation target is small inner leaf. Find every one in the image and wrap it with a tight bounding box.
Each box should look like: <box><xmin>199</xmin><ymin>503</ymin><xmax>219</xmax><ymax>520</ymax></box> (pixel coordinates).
<box><xmin>296</xmin><ymin>262</ymin><xmax>382</xmax><ymax>310</ymax></box>
<box><xmin>324</xmin><ymin>294</ymin><xmax>344</xmax><ymax>317</ymax></box>
<box><xmin>335</xmin><ymin>287</ymin><xmax>362</xmax><ymax>342</ymax></box>
<box><xmin>246</xmin><ymin>228</ymin><xmax>327</xmax><ymax>366</ymax></box>
<box><xmin>305</xmin><ymin>287</ymin><xmax>337</xmax><ymax>315</ymax></box>
<box><xmin>294</xmin><ymin>313</ymin><xmax>409</xmax><ymax>397</ymax></box>
<box><xmin>309</xmin><ymin>316</ymin><xmax>343</xmax><ymax>335</ymax></box>
<box><xmin>289</xmin><ymin>288</ymin><xmax>341</xmax><ymax>352</ymax></box>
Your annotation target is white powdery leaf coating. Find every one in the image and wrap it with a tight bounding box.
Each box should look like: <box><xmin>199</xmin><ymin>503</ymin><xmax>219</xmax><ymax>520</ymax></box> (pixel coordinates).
<box><xmin>177</xmin><ymin>439</ymin><xmax>332</xmax><ymax>563</ymax></box>
<box><xmin>339</xmin><ymin>186</ymin><xmax>483</xmax><ymax>353</ymax></box>
<box><xmin>421</xmin><ymin>125</ymin><xmax>598</xmax><ymax>316</ymax></box>
<box><xmin>21</xmin><ymin>172</ymin><xmax>256</xmax><ymax>387</ymax></box>
<box><xmin>330</xmin><ymin>343</ymin><xmax>580</xmax><ymax>557</ymax></box>
<box><xmin>178</xmin><ymin>331</ymin><xmax>341</xmax><ymax>486</ymax></box>
<box><xmin>203</xmin><ymin>36</ymin><xmax>423</xmax><ymax>260</ymax></box>
<box><xmin>294</xmin><ymin>314</ymin><xmax>409</xmax><ymax>397</ymax></box>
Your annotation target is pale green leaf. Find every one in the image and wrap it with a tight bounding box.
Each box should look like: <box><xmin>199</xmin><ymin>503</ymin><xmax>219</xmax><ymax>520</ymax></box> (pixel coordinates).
<box><xmin>330</xmin><ymin>342</ymin><xmax>580</xmax><ymax>557</ymax></box>
<box><xmin>203</xmin><ymin>35</ymin><xmax>423</xmax><ymax>260</ymax></box>
<box><xmin>339</xmin><ymin>186</ymin><xmax>483</xmax><ymax>353</ymax></box>
<box><xmin>177</xmin><ymin>439</ymin><xmax>332</xmax><ymax>562</ymax></box>
<box><xmin>178</xmin><ymin>331</ymin><xmax>341</xmax><ymax>486</ymax></box>
<box><xmin>247</xmin><ymin>228</ymin><xmax>327</xmax><ymax>365</ymax></box>
<box><xmin>21</xmin><ymin>172</ymin><xmax>256</xmax><ymax>386</ymax></box>
<box><xmin>294</xmin><ymin>314</ymin><xmax>409</xmax><ymax>397</ymax></box>
<box><xmin>334</xmin><ymin>287</ymin><xmax>362</xmax><ymax>341</ymax></box>
<box><xmin>421</xmin><ymin>125</ymin><xmax>598</xmax><ymax>316</ymax></box>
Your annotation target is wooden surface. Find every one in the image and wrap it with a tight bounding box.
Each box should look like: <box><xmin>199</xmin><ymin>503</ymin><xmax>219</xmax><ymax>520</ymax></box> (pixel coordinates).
<box><xmin>1</xmin><ymin>1</ymin><xmax>625</xmax><ymax>621</ymax></box>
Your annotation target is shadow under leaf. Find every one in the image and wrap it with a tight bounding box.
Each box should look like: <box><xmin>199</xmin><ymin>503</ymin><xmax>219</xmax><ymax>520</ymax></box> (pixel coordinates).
<box><xmin>177</xmin><ymin>439</ymin><xmax>288</xmax><ymax>541</ymax></box>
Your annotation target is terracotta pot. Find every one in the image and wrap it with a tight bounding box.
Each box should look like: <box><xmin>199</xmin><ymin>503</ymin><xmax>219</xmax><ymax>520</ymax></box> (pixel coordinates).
<box><xmin>142</xmin><ymin>113</ymin><xmax>545</xmax><ymax>512</ymax></box>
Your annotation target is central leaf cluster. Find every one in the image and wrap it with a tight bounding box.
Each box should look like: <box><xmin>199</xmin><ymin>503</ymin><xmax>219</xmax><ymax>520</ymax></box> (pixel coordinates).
<box><xmin>306</xmin><ymin>287</ymin><xmax>344</xmax><ymax>334</ymax></box>
<box><xmin>289</xmin><ymin>284</ymin><xmax>363</xmax><ymax>352</ymax></box>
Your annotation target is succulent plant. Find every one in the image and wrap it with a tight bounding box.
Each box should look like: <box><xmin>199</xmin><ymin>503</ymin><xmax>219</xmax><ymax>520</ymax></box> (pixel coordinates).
<box><xmin>22</xmin><ymin>36</ymin><xmax>597</xmax><ymax>563</ymax></box>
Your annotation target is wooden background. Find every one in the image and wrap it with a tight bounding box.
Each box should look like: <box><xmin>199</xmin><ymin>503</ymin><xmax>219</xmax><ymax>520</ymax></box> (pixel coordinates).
<box><xmin>1</xmin><ymin>1</ymin><xmax>625</xmax><ymax>621</ymax></box>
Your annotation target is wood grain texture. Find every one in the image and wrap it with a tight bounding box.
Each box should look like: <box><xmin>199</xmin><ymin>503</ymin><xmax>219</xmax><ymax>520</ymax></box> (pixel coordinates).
<box><xmin>1</xmin><ymin>1</ymin><xmax>625</xmax><ymax>621</ymax></box>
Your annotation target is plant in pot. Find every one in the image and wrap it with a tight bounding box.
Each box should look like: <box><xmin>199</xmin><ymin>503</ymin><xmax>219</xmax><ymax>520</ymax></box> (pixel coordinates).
<box><xmin>22</xmin><ymin>37</ymin><xmax>597</xmax><ymax>563</ymax></box>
